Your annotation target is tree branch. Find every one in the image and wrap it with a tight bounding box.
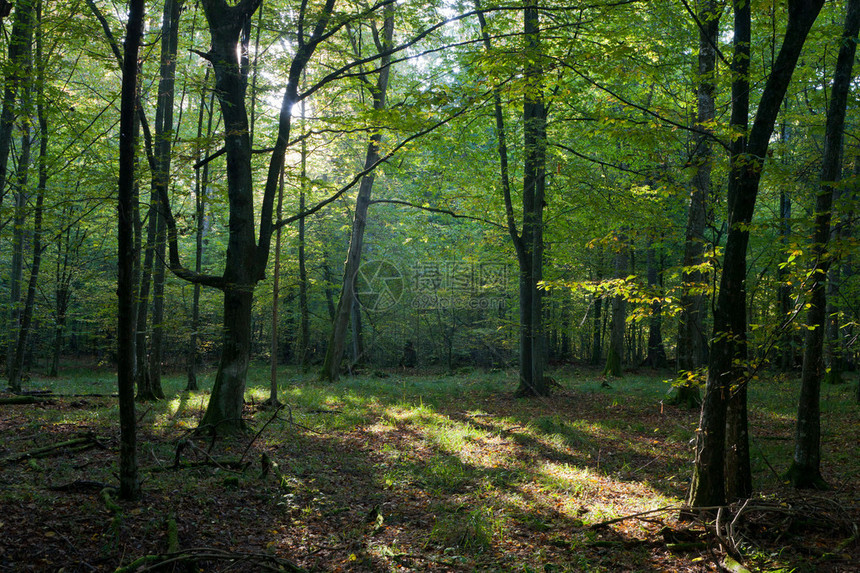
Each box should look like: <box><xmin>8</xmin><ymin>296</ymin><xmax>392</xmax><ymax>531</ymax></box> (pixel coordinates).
<box><xmin>369</xmin><ymin>199</ymin><xmax>506</xmax><ymax>229</ymax></box>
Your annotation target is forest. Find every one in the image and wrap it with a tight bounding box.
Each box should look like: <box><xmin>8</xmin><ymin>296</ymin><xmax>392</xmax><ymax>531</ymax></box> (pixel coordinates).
<box><xmin>0</xmin><ymin>0</ymin><xmax>859</xmax><ymax>571</ymax></box>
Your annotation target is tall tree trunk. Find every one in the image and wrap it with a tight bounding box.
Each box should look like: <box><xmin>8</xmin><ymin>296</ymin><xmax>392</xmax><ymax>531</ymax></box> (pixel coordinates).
<box><xmin>187</xmin><ymin>77</ymin><xmax>214</xmax><ymax>392</ymax></box>
<box><xmin>688</xmin><ymin>0</ymin><xmax>824</xmax><ymax>508</ymax></box>
<box><xmin>516</xmin><ymin>0</ymin><xmax>548</xmax><ymax>397</ymax></box>
<box><xmin>117</xmin><ymin>0</ymin><xmax>145</xmax><ymax>502</ymax></box>
<box><xmin>676</xmin><ymin>0</ymin><xmax>718</xmax><ymax>405</ymax></box>
<box><xmin>644</xmin><ymin>239</ymin><xmax>667</xmax><ymax>368</ymax></box>
<box><xmin>8</xmin><ymin>5</ymin><xmax>44</xmax><ymax>391</ymax></box>
<box><xmin>135</xmin><ymin>195</ymin><xmax>156</xmax><ymax>398</ymax></box>
<box><xmin>190</xmin><ymin>0</ymin><xmax>336</xmax><ymax>434</ymax></box>
<box><xmin>604</xmin><ymin>238</ymin><xmax>627</xmax><ymax>377</ymax></box>
<box><xmin>268</xmin><ymin>169</ymin><xmax>284</xmax><ymax>407</ymax></box>
<box><xmin>0</xmin><ymin>0</ymin><xmax>35</xmax><ymax>225</ymax></box>
<box><xmin>2</xmin><ymin>0</ymin><xmax>35</xmax><ymax>379</ymax></box>
<box><xmin>144</xmin><ymin>0</ymin><xmax>183</xmax><ymax>400</ymax></box>
<box><xmin>789</xmin><ymin>0</ymin><xmax>860</xmax><ymax>490</ymax></box>
<box><xmin>591</xmin><ymin>294</ymin><xmax>602</xmax><ymax>365</ymax></box>
<box><xmin>148</xmin><ymin>212</ymin><xmax>167</xmax><ymax>399</ymax></box>
<box><xmin>297</xmin><ymin>115</ymin><xmax>310</xmax><ymax>370</ymax></box>
<box><xmin>6</xmin><ymin>121</ymin><xmax>31</xmax><ymax>388</ymax></box>
<box><xmin>778</xmin><ymin>185</ymin><xmax>794</xmax><ymax>371</ymax></box>
<box><xmin>321</xmin><ymin>6</ymin><xmax>394</xmax><ymax>382</ymax></box>
<box><xmin>477</xmin><ymin>0</ymin><xmax>547</xmax><ymax>396</ymax></box>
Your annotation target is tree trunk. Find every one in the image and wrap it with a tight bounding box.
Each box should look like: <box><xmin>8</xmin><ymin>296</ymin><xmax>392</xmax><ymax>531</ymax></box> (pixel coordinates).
<box><xmin>296</xmin><ymin>90</ymin><xmax>311</xmax><ymax>370</ymax></box>
<box><xmin>725</xmin><ymin>382</ymin><xmax>751</xmax><ymax>500</ymax></box>
<box><xmin>297</xmin><ymin>145</ymin><xmax>310</xmax><ymax>370</ymax></box>
<box><xmin>6</xmin><ymin>121</ymin><xmax>31</xmax><ymax>390</ymax></box>
<box><xmin>476</xmin><ymin>0</ymin><xmax>548</xmax><ymax>396</ymax></box>
<box><xmin>321</xmin><ymin>7</ymin><xmax>394</xmax><ymax>382</ymax></box>
<box><xmin>789</xmin><ymin>0</ymin><xmax>860</xmax><ymax>490</ymax></box>
<box><xmin>591</xmin><ymin>294</ymin><xmax>602</xmax><ymax>365</ymax></box>
<box><xmin>0</xmin><ymin>0</ymin><xmax>35</xmax><ymax>227</ymax></box>
<box><xmin>148</xmin><ymin>212</ymin><xmax>167</xmax><ymax>399</ymax></box>
<box><xmin>688</xmin><ymin>0</ymin><xmax>824</xmax><ymax>508</ymax></box>
<box><xmin>268</xmin><ymin>169</ymin><xmax>284</xmax><ymax>407</ymax></box>
<box><xmin>187</xmin><ymin>78</ymin><xmax>214</xmax><ymax>392</ymax></box>
<box><xmin>675</xmin><ymin>0</ymin><xmax>718</xmax><ymax>405</ymax></box>
<box><xmin>117</xmin><ymin>0</ymin><xmax>145</xmax><ymax>502</ymax></box>
<box><xmin>143</xmin><ymin>0</ymin><xmax>182</xmax><ymax>400</ymax></box>
<box><xmin>189</xmin><ymin>0</ymin><xmax>336</xmax><ymax>433</ymax></box>
<box><xmin>644</xmin><ymin>240</ymin><xmax>667</xmax><ymax>368</ymax></box>
<box><xmin>8</xmin><ymin>14</ymin><xmax>45</xmax><ymax>391</ymax></box>
<box><xmin>135</xmin><ymin>194</ymin><xmax>156</xmax><ymax>399</ymax></box>
<box><xmin>604</xmin><ymin>239</ymin><xmax>627</xmax><ymax>377</ymax></box>
<box><xmin>515</xmin><ymin>0</ymin><xmax>548</xmax><ymax>397</ymax></box>
<box><xmin>778</xmin><ymin>185</ymin><xmax>794</xmax><ymax>371</ymax></box>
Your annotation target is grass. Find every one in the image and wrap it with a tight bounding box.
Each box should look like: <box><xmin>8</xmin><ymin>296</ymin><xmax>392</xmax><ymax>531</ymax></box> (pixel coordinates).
<box><xmin>1</xmin><ymin>364</ymin><xmax>858</xmax><ymax>572</ymax></box>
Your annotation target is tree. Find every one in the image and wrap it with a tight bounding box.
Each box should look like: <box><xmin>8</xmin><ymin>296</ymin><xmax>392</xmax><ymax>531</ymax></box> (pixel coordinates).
<box><xmin>0</xmin><ymin>0</ymin><xmax>35</xmax><ymax>233</ymax></box>
<box><xmin>788</xmin><ymin>0</ymin><xmax>860</xmax><ymax>490</ymax></box>
<box><xmin>187</xmin><ymin>74</ymin><xmax>216</xmax><ymax>392</ymax></box>
<box><xmin>117</xmin><ymin>0</ymin><xmax>146</xmax><ymax>502</ymax></box>
<box><xmin>136</xmin><ymin>0</ymin><xmax>183</xmax><ymax>401</ymax></box>
<box><xmin>7</xmin><ymin>0</ymin><xmax>46</xmax><ymax>393</ymax></box>
<box><xmin>604</xmin><ymin>235</ymin><xmax>628</xmax><ymax>377</ymax></box>
<box><xmin>321</xmin><ymin>4</ymin><xmax>395</xmax><ymax>382</ymax></box>
<box><xmin>674</xmin><ymin>0</ymin><xmax>720</xmax><ymax>407</ymax></box>
<box><xmin>643</xmin><ymin>238</ymin><xmax>667</xmax><ymax>368</ymax></box>
<box><xmin>477</xmin><ymin>0</ymin><xmax>549</xmax><ymax>397</ymax></box>
<box><xmin>688</xmin><ymin>0</ymin><xmax>825</xmax><ymax>508</ymax></box>
<box><xmin>151</xmin><ymin>0</ymin><xmax>339</xmax><ymax>433</ymax></box>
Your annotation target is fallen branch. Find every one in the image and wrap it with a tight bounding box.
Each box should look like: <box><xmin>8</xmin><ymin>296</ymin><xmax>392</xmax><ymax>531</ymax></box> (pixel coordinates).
<box><xmin>240</xmin><ymin>404</ymin><xmax>285</xmax><ymax>464</ymax></box>
<box><xmin>590</xmin><ymin>505</ymin><xmax>677</xmax><ymax>529</ymax></box>
<box><xmin>48</xmin><ymin>480</ymin><xmax>114</xmax><ymax>493</ymax></box>
<box><xmin>0</xmin><ymin>395</ymin><xmax>53</xmax><ymax>405</ymax></box>
<box><xmin>2</xmin><ymin>433</ymin><xmax>103</xmax><ymax>463</ymax></box>
<box><xmin>115</xmin><ymin>547</ymin><xmax>307</xmax><ymax>572</ymax></box>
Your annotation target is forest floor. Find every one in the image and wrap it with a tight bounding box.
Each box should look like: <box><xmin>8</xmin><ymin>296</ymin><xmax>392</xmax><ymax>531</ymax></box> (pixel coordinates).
<box><xmin>0</xmin><ymin>365</ymin><xmax>857</xmax><ymax>572</ymax></box>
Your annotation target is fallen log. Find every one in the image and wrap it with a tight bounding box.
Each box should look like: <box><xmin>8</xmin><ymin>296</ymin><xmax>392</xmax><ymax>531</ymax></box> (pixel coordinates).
<box><xmin>1</xmin><ymin>433</ymin><xmax>102</xmax><ymax>463</ymax></box>
<box><xmin>0</xmin><ymin>395</ymin><xmax>53</xmax><ymax>405</ymax></box>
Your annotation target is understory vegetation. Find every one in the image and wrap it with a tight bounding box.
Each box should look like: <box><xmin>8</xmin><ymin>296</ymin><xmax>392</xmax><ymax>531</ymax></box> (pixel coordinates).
<box><xmin>1</xmin><ymin>365</ymin><xmax>857</xmax><ymax>572</ymax></box>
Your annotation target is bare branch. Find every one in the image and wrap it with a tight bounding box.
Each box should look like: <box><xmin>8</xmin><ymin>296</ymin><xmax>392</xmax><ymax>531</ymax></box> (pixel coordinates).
<box><xmin>369</xmin><ymin>199</ymin><xmax>506</xmax><ymax>229</ymax></box>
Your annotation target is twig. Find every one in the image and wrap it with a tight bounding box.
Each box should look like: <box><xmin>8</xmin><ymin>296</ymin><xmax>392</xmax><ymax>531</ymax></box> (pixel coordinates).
<box><xmin>119</xmin><ymin>547</ymin><xmax>307</xmax><ymax>573</ymax></box>
<box><xmin>48</xmin><ymin>480</ymin><xmax>113</xmax><ymax>493</ymax></box>
<box><xmin>728</xmin><ymin>498</ymin><xmax>751</xmax><ymax>551</ymax></box>
<box><xmin>185</xmin><ymin>440</ymin><xmax>246</xmax><ymax>474</ymax></box>
<box><xmin>240</xmin><ymin>404</ymin><xmax>285</xmax><ymax>464</ymax></box>
<box><xmin>750</xmin><ymin>435</ymin><xmax>782</xmax><ymax>481</ymax></box>
<box><xmin>590</xmin><ymin>505</ymin><xmax>676</xmax><ymax>528</ymax></box>
<box><xmin>136</xmin><ymin>406</ymin><xmax>153</xmax><ymax>424</ymax></box>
